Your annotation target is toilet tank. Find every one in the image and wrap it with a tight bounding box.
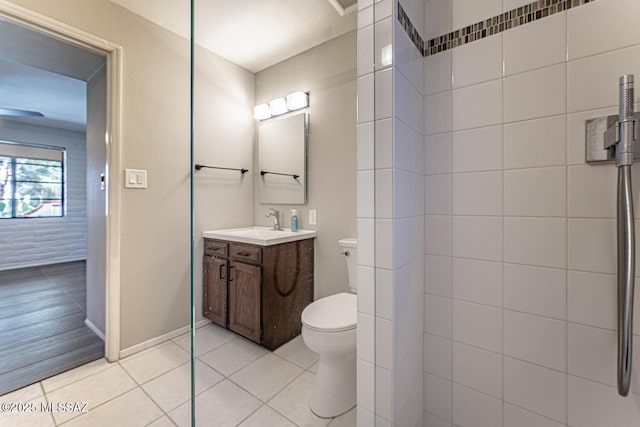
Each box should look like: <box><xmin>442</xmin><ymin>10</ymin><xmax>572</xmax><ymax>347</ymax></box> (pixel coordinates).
<box><xmin>338</xmin><ymin>238</ymin><xmax>358</xmax><ymax>293</ymax></box>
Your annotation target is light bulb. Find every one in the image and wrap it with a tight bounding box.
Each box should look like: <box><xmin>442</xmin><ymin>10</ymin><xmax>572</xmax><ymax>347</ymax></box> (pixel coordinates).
<box><xmin>253</xmin><ymin>104</ymin><xmax>271</xmax><ymax>120</ymax></box>
<box><xmin>269</xmin><ymin>98</ymin><xmax>288</xmax><ymax>116</ymax></box>
<box><xmin>286</xmin><ymin>91</ymin><xmax>309</xmax><ymax>110</ymax></box>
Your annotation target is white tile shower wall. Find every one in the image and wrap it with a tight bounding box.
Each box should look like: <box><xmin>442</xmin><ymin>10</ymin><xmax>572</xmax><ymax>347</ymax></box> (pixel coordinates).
<box><xmin>394</xmin><ymin>0</ymin><xmax>426</xmax><ymax>425</ymax></box>
<box><xmin>423</xmin><ymin>0</ymin><xmax>640</xmax><ymax>426</ymax></box>
<box><xmin>358</xmin><ymin>0</ymin><xmax>426</xmax><ymax>425</ymax></box>
<box><xmin>357</xmin><ymin>2</ymin><xmax>378</xmax><ymax>424</ymax></box>
<box><xmin>451</xmin><ymin>0</ymin><xmax>501</xmax><ymax>31</ymax></box>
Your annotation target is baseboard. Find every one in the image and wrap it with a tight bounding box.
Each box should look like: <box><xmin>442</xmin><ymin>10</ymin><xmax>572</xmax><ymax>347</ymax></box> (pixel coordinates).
<box><xmin>119</xmin><ymin>319</ymin><xmax>211</xmax><ymax>359</ymax></box>
<box><xmin>84</xmin><ymin>318</ymin><xmax>106</xmax><ymax>342</ymax></box>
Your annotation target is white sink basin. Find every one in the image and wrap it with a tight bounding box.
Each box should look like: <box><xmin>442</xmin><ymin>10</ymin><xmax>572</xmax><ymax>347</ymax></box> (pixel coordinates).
<box><xmin>203</xmin><ymin>226</ymin><xmax>316</xmax><ymax>246</ymax></box>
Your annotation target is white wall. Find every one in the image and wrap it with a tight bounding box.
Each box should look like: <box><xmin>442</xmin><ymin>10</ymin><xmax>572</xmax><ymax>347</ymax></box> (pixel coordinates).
<box><xmin>254</xmin><ymin>30</ymin><xmax>358</xmax><ymax>300</ymax></box>
<box><xmin>0</xmin><ymin>120</ymin><xmax>86</xmax><ymax>271</ymax></box>
<box><xmin>423</xmin><ymin>0</ymin><xmax>640</xmax><ymax>426</ymax></box>
<box><xmin>356</xmin><ymin>0</ymin><xmax>425</xmax><ymax>425</ymax></box>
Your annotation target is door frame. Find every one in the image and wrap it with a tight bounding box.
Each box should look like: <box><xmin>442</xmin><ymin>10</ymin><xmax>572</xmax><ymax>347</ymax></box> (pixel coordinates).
<box><xmin>0</xmin><ymin>1</ymin><xmax>123</xmax><ymax>361</ymax></box>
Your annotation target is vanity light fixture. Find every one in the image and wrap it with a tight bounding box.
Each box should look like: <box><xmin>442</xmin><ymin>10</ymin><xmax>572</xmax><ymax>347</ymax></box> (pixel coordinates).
<box><xmin>254</xmin><ymin>91</ymin><xmax>310</xmax><ymax>121</ymax></box>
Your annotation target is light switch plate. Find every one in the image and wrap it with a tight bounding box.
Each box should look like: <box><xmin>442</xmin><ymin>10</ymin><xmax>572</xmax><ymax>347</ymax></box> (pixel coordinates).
<box><xmin>309</xmin><ymin>209</ymin><xmax>317</xmax><ymax>225</ymax></box>
<box><xmin>124</xmin><ymin>169</ymin><xmax>147</xmax><ymax>189</ymax></box>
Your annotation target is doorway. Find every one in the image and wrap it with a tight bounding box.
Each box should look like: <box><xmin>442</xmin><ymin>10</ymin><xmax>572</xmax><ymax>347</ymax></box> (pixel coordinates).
<box><xmin>0</xmin><ymin>11</ymin><xmax>117</xmax><ymax>395</ymax></box>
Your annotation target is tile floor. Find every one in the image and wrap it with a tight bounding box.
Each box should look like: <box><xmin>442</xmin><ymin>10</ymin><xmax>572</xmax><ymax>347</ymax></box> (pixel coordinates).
<box><xmin>0</xmin><ymin>323</ymin><xmax>356</xmax><ymax>427</ymax></box>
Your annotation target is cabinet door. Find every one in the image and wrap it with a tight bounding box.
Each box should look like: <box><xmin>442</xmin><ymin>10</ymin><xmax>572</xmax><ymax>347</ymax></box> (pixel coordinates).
<box><xmin>203</xmin><ymin>255</ymin><xmax>227</xmax><ymax>327</ymax></box>
<box><xmin>228</xmin><ymin>261</ymin><xmax>261</xmax><ymax>343</ymax></box>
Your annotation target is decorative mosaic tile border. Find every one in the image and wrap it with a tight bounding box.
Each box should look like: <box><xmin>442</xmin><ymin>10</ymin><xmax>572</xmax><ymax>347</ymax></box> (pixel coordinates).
<box><xmin>398</xmin><ymin>0</ymin><xmax>595</xmax><ymax>58</ymax></box>
<box><xmin>398</xmin><ymin>3</ymin><xmax>424</xmax><ymax>55</ymax></box>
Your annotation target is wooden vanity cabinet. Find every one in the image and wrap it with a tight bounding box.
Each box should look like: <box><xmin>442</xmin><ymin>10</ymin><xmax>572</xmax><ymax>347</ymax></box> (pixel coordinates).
<box><xmin>203</xmin><ymin>237</ymin><xmax>314</xmax><ymax>350</ymax></box>
<box><xmin>228</xmin><ymin>255</ymin><xmax>262</xmax><ymax>343</ymax></box>
<box><xmin>203</xmin><ymin>239</ymin><xmax>228</xmax><ymax>327</ymax></box>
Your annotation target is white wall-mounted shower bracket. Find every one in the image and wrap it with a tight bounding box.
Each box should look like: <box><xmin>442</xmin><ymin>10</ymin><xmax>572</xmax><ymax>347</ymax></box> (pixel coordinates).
<box><xmin>586</xmin><ymin>113</ymin><xmax>640</xmax><ymax>163</ymax></box>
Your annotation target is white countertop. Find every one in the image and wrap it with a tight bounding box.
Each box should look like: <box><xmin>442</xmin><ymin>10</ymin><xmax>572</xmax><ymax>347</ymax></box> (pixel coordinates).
<box><xmin>203</xmin><ymin>226</ymin><xmax>316</xmax><ymax>246</ymax></box>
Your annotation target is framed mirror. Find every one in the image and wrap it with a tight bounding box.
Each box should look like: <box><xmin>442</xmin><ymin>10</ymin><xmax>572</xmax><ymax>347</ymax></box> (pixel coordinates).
<box><xmin>258</xmin><ymin>112</ymin><xmax>308</xmax><ymax>204</ymax></box>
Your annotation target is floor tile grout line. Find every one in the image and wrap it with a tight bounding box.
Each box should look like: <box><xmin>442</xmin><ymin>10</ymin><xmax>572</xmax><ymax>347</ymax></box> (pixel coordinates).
<box><xmin>37</xmin><ymin>358</ymin><xmax>112</xmax><ymax>396</ymax></box>
<box><xmin>136</xmin><ymin>376</ymin><xmax>176</xmax><ymax>427</ymax></box>
<box><xmin>225</xmin><ymin>353</ymin><xmax>306</xmax><ymax>404</ymax></box>
<box><xmin>52</xmin><ymin>363</ymin><xmax>143</xmax><ymax>426</ymax></box>
<box><xmin>38</xmin><ymin>381</ymin><xmax>57</xmax><ymax>427</ymax></box>
<box><xmin>187</xmin><ymin>328</ymin><xmax>320</xmax><ymax>424</ymax></box>
<box><xmin>234</xmin><ymin>402</ymin><xmax>267</xmax><ymax>426</ymax></box>
<box><xmin>145</xmin><ymin>413</ymin><xmax>177</xmax><ymax>427</ymax></box>
<box><xmin>195</xmin><ymin>350</ymin><xmax>313</xmax><ymax>427</ymax></box>
<box><xmin>221</xmin><ymin>346</ymin><xmax>328</xmax><ymax>426</ymax></box>
<box><xmin>119</xmin><ymin>354</ymin><xmax>194</xmax><ymax>390</ymax></box>
<box><xmin>124</xmin><ymin>355</ymin><xmax>224</xmax><ymax>425</ymax></box>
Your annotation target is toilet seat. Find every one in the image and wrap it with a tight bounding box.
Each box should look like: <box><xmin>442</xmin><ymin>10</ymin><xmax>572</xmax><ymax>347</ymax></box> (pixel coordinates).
<box><xmin>301</xmin><ymin>292</ymin><xmax>357</xmax><ymax>333</ymax></box>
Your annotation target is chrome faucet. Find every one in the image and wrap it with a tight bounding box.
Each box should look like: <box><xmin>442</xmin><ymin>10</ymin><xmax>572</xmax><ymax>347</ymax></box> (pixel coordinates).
<box><xmin>265</xmin><ymin>208</ymin><xmax>283</xmax><ymax>230</ymax></box>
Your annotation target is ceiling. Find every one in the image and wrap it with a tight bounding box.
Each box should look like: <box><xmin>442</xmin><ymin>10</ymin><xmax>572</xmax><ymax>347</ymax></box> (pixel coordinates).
<box><xmin>0</xmin><ymin>0</ymin><xmax>355</xmax><ymax>133</ymax></box>
<box><xmin>110</xmin><ymin>0</ymin><xmax>357</xmax><ymax>72</ymax></box>
<box><xmin>0</xmin><ymin>17</ymin><xmax>105</xmax><ymax>132</ymax></box>
<box><xmin>0</xmin><ymin>57</ymin><xmax>89</xmax><ymax>132</ymax></box>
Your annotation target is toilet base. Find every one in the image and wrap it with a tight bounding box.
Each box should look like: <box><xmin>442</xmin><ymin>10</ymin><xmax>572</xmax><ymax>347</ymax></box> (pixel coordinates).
<box><xmin>309</xmin><ymin>352</ymin><xmax>356</xmax><ymax>418</ymax></box>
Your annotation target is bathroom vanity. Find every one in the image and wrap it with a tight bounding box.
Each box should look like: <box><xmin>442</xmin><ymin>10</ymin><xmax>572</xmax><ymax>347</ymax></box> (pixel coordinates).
<box><xmin>202</xmin><ymin>227</ymin><xmax>316</xmax><ymax>350</ymax></box>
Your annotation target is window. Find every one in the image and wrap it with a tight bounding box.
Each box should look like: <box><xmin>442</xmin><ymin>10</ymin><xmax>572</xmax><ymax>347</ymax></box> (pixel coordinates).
<box><xmin>0</xmin><ymin>142</ymin><xmax>65</xmax><ymax>219</ymax></box>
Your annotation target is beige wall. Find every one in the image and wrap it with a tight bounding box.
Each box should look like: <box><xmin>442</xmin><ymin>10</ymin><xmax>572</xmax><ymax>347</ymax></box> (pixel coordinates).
<box><xmin>254</xmin><ymin>31</ymin><xmax>358</xmax><ymax>299</ymax></box>
<box><xmin>192</xmin><ymin>46</ymin><xmax>256</xmax><ymax>322</ymax></box>
<box><xmin>7</xmin><ymin>0</ymin><xmax>192</xmax><ymax>349</ymax></box>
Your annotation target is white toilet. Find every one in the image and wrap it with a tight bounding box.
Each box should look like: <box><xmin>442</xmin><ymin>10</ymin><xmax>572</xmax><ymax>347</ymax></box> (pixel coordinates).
<box><xmin>301</xmin><ymin>237</ymin><xmax>358</xmax><ymax>418</ymax></box>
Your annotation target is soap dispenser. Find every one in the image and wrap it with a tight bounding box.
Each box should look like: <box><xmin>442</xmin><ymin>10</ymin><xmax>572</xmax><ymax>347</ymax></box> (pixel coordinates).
<box><xmin>290</xmin><ymin>209</ymin><xmax>299</xmax><ymax>232</ymax></box>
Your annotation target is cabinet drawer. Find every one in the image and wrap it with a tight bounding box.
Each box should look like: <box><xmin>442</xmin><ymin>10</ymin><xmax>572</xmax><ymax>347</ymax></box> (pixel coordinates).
<box><xmin>230</xmin><ymin>243</ymin><xmax>262</xmax><ymax>264</ymax></box>
<box><xmin>204</xmin><ymin>239</ymin><xmax>228</xmax><ymax>257</ymax></box>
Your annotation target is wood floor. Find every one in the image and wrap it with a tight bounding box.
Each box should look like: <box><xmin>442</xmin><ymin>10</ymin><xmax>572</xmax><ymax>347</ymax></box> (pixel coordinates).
<box><xmin>0</xmin><ymin>261</ymin><xmax>104</xmax><ymax>396</ymax></box>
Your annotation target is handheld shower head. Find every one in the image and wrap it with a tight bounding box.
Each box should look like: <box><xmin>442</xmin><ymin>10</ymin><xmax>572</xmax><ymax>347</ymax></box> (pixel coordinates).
<box><xmin>620</xmin><ymin>75</ymin><xmax>635</xmax><ymax>121</ymax></box>
<box><xmin>617</xmin><ymin>74</ymin><xmax>636</xmax><ymax>166</ymax></box>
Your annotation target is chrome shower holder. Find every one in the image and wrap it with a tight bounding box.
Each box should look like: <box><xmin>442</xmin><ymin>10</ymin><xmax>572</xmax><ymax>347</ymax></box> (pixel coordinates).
<box><xmin>586</xmin><ymin>113</ymin><xmax>640</xmax><ymax>163</ymax></box>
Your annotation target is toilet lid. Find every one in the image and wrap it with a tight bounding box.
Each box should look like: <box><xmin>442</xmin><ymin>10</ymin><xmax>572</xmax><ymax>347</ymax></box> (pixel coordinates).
<box><xmin>302</xmin><ymin>292</ymin><xmax>357</xmax><ymax>332</ymax></box>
